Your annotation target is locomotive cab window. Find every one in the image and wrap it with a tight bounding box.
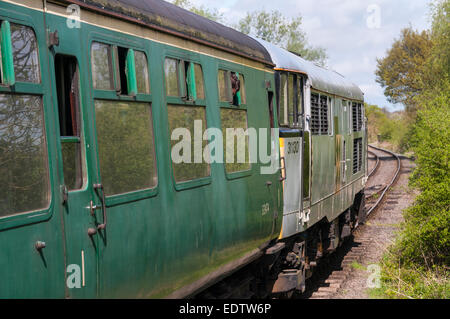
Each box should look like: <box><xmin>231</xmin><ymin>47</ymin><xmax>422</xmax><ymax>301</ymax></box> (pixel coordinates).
<box><xmin>278</xmin><ymin>72</ymin><xmax>302</xmax><ymax>128</ymax></box>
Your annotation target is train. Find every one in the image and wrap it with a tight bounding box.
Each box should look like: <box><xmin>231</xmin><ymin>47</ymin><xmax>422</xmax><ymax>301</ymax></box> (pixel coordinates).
<box><xmin>0</xmin><ymin>0</ymin><xmax>367</xmax><ymax>298</ymax></box>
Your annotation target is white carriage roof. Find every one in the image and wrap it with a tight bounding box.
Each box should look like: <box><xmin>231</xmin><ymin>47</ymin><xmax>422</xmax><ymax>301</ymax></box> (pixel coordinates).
<box><xmin>253</xmin><ymin>38</ymin><xmax>364</xmax><ymax>101</ymax></box>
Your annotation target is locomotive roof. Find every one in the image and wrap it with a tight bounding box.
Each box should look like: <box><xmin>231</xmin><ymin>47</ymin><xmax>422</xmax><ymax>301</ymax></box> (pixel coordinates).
<box><xmin>62</xmin><ymin>0</ymin><xmax>273</xmax><ymax>66</ymax></box>
<box><xmin>254</xmin><ymin>38</ymin><xmax>364</xmax><ymax>101</ymax></box>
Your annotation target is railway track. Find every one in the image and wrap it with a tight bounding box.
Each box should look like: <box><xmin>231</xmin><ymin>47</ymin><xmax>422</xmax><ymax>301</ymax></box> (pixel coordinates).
<box><xmin>305</xmin><ymin>145</ymin><xmax>403</xmax><ymax>299</ymax></box>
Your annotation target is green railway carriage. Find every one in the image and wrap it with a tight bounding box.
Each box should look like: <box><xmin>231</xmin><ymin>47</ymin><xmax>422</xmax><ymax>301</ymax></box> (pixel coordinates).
<box><xmin>0</xmin><ymin>0</ymin><xmax>282</xmax><ymax>298</ymax></box>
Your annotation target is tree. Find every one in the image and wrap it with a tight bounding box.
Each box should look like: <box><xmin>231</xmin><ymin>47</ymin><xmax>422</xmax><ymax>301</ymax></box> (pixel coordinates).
<box><xmin>236</xmin><ymin>10</ymin><xmax>328</xmax><ymax>66</ymax></box>
<box><xmin>425</xmin><ymin>0</ymin><xmax>450</xmax><ymax>92</ymax></box>
<box><xmin>375</xmin><ymin>27</ymin><xmax>432</xmax><ymax>113</ymax></box>
<box><xmin>171</xmin><ymin>0</ymin><xmax>224</xmax><ymax>23</ymax></box>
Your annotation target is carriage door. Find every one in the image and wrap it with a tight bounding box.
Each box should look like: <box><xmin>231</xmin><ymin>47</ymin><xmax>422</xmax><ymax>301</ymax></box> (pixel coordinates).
<box><xmin>46</xmin><ymin>9</ymin><xmax>98</xmax><ymax>297</ymax></box>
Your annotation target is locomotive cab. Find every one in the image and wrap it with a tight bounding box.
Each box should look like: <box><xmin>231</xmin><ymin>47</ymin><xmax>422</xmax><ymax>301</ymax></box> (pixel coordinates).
<box><xmin>276</xmin><ymin>71</ymin><xmax>310</xmax><ymax>239</ymax></box>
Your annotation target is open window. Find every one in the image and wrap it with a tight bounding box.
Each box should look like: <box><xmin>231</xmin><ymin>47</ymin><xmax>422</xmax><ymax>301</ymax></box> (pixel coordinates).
<box><xmin>55</xmin><ymin>55</ymin><xmax>85</xmax><ymax>191</ymax></box>
<box><xmin>91</xmin><ymin>42</ymin><xmax>149</xmax><ymax>96</ymax></box>
<box><xmin>165</xmin><ymin>58</ymin><xmax>205</xmax><ymax>101</ymax></box>
<box><xmin>218</xmin><ymin>69</ymin><xmax>245</xmax><ymax>106</ymax></box>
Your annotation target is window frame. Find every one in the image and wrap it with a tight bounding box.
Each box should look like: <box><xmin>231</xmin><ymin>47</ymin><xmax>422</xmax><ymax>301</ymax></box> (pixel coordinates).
<box><xmin>277</xmin><ymin>71</ymin><xmax>303</xmax><ymax>129</ymax></box>
<box><xmin>217</xmin><ymin>65</ymin><xmax>252</xmax><ymax>180</ymax></box>
<box><xmin>164</xmin><ymin>54</ymin><xmax>207</xmax><ymax>106</ymax></box>
<box><xmin>88</xmin><ymin>35</ymin><xmax>158</xmax><ymax>207</ymax></box>
<box><xmin>0</xmin><ymin>16</ymin><xmax>53</xmax><ymax>230</ymax></box>
<box><xmin>164</xmin><ymin>52</ymin><xmax>211</xmax><ymax>191</ymax></box>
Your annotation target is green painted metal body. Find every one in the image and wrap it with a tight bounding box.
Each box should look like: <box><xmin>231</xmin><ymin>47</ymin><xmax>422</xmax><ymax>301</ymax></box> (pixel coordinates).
<box><xmin>303</xmin><ymin>92</ymin><xmax>366</xmax><ymax>230</ymax></box>
<box><xmin>0</xmin><ymin>1</ymin><xmax>281</xmax><ymax>298</ymax></box>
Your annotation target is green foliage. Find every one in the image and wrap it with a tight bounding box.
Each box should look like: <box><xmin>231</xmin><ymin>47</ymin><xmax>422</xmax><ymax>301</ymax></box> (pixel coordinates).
<box><xmin>375</xmin><ymin>0</ymin><xmax>450</xmax><ymax>299</ymax></box>
<box><xmin>236</xmin><ymin>10</ymin><xmax>328</xmax><ymax>66</ymax></box>
<box><xmin>365</xmin><ymin>103</ymin><xmax>410</xmax><ymax>152</ymax></box>
<box><xmin>375</xmin><ymin>27</ymin><xmax>432</xmax><ymax>114</ymax></box>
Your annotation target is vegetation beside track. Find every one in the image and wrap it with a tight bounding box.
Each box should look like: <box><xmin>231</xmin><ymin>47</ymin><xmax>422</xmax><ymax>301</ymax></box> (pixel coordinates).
<box><xmin>371</xmin><ymin>0</ymin><xmax>449</xmax><ymax>299</ymax></box>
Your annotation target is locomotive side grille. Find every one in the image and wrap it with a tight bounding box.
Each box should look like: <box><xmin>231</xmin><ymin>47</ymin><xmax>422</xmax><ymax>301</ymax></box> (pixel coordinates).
<box><xmin>311</xmin><ymin>93</ymin><xmax>320</xmax><ymax>134</ymax></box>
<box><xmin>320</xmin><ymin>95</ymin><xmax>328</xmax><ymax>135</ymax></box>
<box><xmin>358</xmin><ymin>137</ymin><xmax>363</xmax><ymax>172</ymax></box>
<box><xmin>352</xmin><ymin>103</ymin><xmax>364</xmax><ymax>132</ymax></box>
<box><xmin>352</xmin><ymin>102</ymin><xmax>358</xmax><ymax>132</ymax></box>
<box><xmin>353</xmin><ymin>138</ymin><xmax>363</xmax><ymax>174</ymax></box>
<box><xmin>358</xmin><ymin>103</ymin><xmax>363</xmax><ymax>131</ymax></box>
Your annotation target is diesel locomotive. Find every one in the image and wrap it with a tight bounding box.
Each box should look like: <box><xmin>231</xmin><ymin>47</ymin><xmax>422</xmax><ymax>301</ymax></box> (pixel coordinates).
<box><xmin>0</xmin><ymin>0</ymin><xmax>366</xmax><ymax>298</ymax></box>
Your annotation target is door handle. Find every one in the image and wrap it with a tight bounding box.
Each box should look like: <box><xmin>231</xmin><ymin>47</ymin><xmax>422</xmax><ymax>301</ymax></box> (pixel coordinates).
<box><xmin>93</xmin><ymin>184</ymin><xmax>107</xmax><ymax>230</ymax></box>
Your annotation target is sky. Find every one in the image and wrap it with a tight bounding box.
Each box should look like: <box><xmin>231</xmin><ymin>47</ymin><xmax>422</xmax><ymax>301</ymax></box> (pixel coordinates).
<box><xmin>182</xmin><ymin>0</ymin><xmax>432</xmax><ymax>112</ymax></box>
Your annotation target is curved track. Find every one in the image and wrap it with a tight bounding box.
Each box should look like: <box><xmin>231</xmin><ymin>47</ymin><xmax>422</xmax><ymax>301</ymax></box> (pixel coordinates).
<box><xmin>365</xmin><ymin>145</ymin><xmax>402</xmax><ymax>216</ymax></box>
<box><xmin>305</xmin><ymin>145</ymin><xmax>403</xmax><ymax>299</ymax></box>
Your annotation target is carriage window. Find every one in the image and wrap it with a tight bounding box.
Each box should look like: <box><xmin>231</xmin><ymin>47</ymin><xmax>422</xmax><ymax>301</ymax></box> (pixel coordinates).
<box><xmin>165</xmin><ymin>58</ymin><xmax>179</xmax><ymax>96</ymax></box>
<box><xmin>218</xmin><ymin>69</ymin><xmax>230</xmax><ymax>102</ymax></box>
<box><xmin>134</xmin><ymin>51</ymin><xmax>150</xmax><ymax>94</ymax></box>
<box><xmin>10</xmin><ymin>23</ymin><xmax>40</xmax><ymax>83</ymax></box>
<box><xmin>218</xmin><ymin>70</ymin><xmax>245</xmax><ymax>106</ymax></box>
<box><xmin>221</xmin><ymin>108</ymin><xmax>251</xmax><ymax>173</ymax></box>
<box><xmin>194</xmin><ymin>63</ymin><xmax>205</xmax><ymax>100</ymax></box>
<box><xmin>0</xmin><ymin>94</ymin><xmax>49</xmax><ymax>217</ymax></box>
<box><xmin>91</xmin><ymin>42</ymin><xmax>113</xmax><ymax>90</ymax></box>
<box><xmin>168</xmin><ymin>105</ymin><xmax>210</xmax><ymax>182</ymax></box>
<box><xmin>165</xmin><ymin>58</ymin><xmax>204</xmax><ymax>101</ymax></box>
<box><xmin>95</xmin><ymin>101</ymin><xmax>157</xmax><ymax>196</ymax></box>
<box><xmin>230</xmin><ymin>72</ymin><xmax>240</xmax><ymax>106</ymax></box>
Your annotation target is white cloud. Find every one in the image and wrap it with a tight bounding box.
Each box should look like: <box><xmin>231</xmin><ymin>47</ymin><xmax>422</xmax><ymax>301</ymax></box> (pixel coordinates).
<box><xmin>181</xmin><ymin>0</ymin><xmax>431</xmax><ymax>110</ymax></box>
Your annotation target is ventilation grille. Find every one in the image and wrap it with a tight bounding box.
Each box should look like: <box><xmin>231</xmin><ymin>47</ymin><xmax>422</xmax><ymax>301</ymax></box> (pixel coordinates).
<box><xmin>320</xmin><ymin>95</ymin><xmax>328</xmax><ymax>135</ymax></box>
<box><xmin>352</xmin><ymin>102</ymin><xmax>363</xmax><ymax>132</ymax></box>
<box><xmin>353</xmin><ymin>138</ymin><xmax>363</xmax><ymax>174</ymax></box>
<box><xmin>311</xmin><ymin>93</ymin><xmax>329</xmax><ymax>135</ymax></box>
<box><xmin>311</xmin><ymin>93</ymin><xmax>320</xmax><ymax>134</ymax></box>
